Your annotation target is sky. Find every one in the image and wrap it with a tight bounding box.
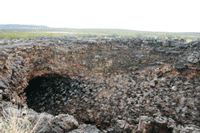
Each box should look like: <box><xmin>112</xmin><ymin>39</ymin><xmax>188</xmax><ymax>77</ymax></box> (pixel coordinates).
<box><xmin>1</xmin><ymin>0</ymin><xmax>200</xmax><ymax>32</ymax></box>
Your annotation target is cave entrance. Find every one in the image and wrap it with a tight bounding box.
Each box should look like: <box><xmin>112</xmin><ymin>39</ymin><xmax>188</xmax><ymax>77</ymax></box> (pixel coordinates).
<box><xmin>24</xmin><ymin>74</ymin><xmax>84</xmax><ymax>116</ymax></box>
<box><xmin>24</xmin><ymin>74</ymin><xmax>112</xmax><ymax>131</ymax></box>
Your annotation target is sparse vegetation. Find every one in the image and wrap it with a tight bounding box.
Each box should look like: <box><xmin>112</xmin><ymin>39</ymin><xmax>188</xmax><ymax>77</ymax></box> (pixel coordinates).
<box><xmin>0</xmin><ymin>28</ymin><xmax>199</xmax><ymax>41</ymax></box>
<box><xmin>0</xmin><ymin>103</ymin><xmax>45</xmax><ymax>133</ymax></box>
<box><xmin>0</xmin><ymin>31</ymin><xmax>65</xmax><ymax>39</ymax></box>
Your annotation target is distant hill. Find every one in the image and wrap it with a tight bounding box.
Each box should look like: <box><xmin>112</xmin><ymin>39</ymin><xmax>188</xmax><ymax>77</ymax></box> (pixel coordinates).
<box><xmin>0</xmin><ymin>24</ymin><xmax>49</xmax><ymax>29</ymax></box>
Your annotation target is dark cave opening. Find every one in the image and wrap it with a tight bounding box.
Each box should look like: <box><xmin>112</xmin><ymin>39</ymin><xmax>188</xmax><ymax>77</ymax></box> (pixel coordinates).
<box><xmin>24</xmin><ymin>74</ymin><xmax>82</xmax><ymax>116</ymax></box>
<box><xmin>24</xmin><ymin>74</ymin><xmax>108</xmax><ymax>131</ymax></box>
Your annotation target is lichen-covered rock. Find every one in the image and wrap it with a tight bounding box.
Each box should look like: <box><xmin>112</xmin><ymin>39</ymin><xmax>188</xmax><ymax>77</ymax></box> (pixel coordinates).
<box><xmin>68</xmin><ymin>124</ymin><xmax>101</xmax><ymax>133</ymax></box>
<box><xmin>50</xmin><ymin>114</ymin><xmax>79</xmax><ymax>132</ymax></box>
<box><xmin>137</xmin><ymin>116</ymin><xmax>154</xmax><ymax>132</ymax></box>
<box><xmin>187</xmin><ymin>51</ymin><xmax>200</xmax><ymax>64</ymax></box>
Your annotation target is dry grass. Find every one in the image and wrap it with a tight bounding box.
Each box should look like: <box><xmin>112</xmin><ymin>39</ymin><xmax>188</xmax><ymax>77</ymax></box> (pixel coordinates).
<box><xmin>0</xmin><ymin>103</ymin><xmax>45</xmax><ymax>133</ymax></box>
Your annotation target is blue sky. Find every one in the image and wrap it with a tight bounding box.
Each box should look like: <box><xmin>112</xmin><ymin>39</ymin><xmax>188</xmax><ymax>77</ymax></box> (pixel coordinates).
<box><xmin>1</xmin><ymin>0</ymin><xmax>200</xmax><ymax>32</ymax></box>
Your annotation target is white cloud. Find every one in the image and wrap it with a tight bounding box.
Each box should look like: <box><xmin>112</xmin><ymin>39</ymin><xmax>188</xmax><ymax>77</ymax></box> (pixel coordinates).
<box><xmin>1</xmin><ymin>0</ymin><xmax>200</xmax><ymax>32</ymax></box>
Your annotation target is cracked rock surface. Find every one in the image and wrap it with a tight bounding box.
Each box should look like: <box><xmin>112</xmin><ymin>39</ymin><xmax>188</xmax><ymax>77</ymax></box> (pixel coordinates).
<box><xmin>0</xmin><ymin>35</ymin><xmax>200</xmax><ymax>132</ymax></box>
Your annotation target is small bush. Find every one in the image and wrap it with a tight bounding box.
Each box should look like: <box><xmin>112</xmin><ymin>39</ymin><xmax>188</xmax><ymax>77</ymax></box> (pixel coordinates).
<box><xmin>0</xmin><ymin>103</ymin><xmax>45</xmax><ymax>133</ymax></box>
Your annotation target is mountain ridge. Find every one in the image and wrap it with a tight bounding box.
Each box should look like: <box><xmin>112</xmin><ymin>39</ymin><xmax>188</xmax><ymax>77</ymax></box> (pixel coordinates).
<box><xmin>0</xmin><ymin>24</ymin><xmax>49</xmax><ymax>29</ymax></box>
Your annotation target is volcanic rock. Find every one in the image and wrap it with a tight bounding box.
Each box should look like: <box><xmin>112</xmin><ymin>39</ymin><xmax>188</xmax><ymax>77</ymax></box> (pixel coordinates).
<box><xmin>0</xmin><ymin>35</ymin><xmax>200</xmax><ymax>132</ymax></box>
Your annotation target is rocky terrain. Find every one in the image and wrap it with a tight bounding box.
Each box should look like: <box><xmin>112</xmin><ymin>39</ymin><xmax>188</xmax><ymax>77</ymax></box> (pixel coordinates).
<box><xmin>0</xmin><ymin>35</ymin><xmax>200</xmax><ymax>133</ymax></box>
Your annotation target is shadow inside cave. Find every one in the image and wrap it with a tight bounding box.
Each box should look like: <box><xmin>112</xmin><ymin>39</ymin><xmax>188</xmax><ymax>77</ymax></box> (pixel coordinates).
<box><xmin>24</xmin><ymin>74</ymin><xmax>84</xmax><ymax>116</ymax></box>
<box><xmin>24</xmin><ymin>74</ymin><xmax>113</xmax><ymax>131</ymax></box>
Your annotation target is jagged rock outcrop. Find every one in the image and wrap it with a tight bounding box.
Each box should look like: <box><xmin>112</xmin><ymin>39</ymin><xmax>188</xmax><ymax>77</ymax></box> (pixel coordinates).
<box><xmin>0</xmin><ymin>35</ymin><xmax>200</xmax><ymax>132</ymax></box>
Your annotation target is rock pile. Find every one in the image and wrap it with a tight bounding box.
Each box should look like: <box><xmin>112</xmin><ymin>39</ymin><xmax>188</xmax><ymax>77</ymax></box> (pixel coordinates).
<box><xmin>0</xmin><ymin>35</ymin><xmax>200</xmax><ymax>132</ymax></box>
